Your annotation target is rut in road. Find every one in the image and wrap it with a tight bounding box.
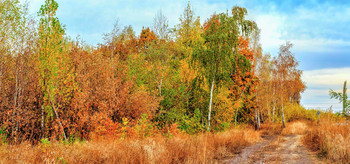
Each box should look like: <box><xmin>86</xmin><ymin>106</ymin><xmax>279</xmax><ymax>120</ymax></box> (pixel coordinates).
<box><xmin>223</xmin><ymin>122</ymin><xmax>322</xmax><ymax>164</ymax></box>
<box><xmin>225</xmin><ymin>134</ymin><xmax>321</xmax><ymax>164</ymax></box>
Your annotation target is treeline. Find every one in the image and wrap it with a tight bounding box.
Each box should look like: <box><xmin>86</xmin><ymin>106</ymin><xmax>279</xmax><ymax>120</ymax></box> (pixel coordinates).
<box><xmin>0</xmin><ymin>0</ymin><xmax>305</xmax><ymax>142</ymax></box>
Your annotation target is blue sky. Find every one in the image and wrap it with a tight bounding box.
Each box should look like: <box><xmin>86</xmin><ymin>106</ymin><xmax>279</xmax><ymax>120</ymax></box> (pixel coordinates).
<box><xmin>23</xmin><ymin>0</ymin><xmax>350</xmax><ymax>112</ymax></box>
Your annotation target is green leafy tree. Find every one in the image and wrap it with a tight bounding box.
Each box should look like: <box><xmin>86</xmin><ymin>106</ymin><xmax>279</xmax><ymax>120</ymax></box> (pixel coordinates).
<box><xmin>38</xmin><ymin>0</ymin><xmax>75</xmax><ymax>140</ymax></box>
<box><xmin>173</xmin><ymin>1</ymin><xmax>202</xmax><ymax>59</ymax></box>
<box><xmin>0</xmin><ymin>0</ymin><xmax>23</xmax><ymax>96</ymax></box>
<box><xmin>329</xmin><ymin>81</ymin><xmax>349</xmax><ymax>116</ymax></box>
<box><xmin>0</xmin><ymin>0</ymin><xmax>35</xmax><ymax>141</ymax></box>
<box><xmin>192</xmin><ymin>7</ymin><xmax>255</xmax><ymax>131</ymax></box>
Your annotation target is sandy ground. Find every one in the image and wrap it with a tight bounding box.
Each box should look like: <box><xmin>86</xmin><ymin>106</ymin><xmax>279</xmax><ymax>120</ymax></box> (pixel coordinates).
<box><xmin>221</xmin><ymin>134</ymin><xmax>322</xmax><ymax>164</ymax></box>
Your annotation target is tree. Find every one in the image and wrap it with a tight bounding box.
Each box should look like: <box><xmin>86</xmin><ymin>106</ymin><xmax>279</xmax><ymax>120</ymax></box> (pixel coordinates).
<box><xmin>174</xmin><ymin>1</ymin><xmax>202</xmax><ymax>59</ymax></box>
<box><xmin>144</xmin><ymin>41</ymin><xmax>172</xmax><ymax>97</ymax></box>
<box><xmin>255</xmin><ymin>53</ymin><xmax>274</xmax><ymax>122</ymax></box>
<box><xmin>0</xmin><ymin>0</ymin><xmax>37</xmax><ymax>142</ymax></box>
<box><xmin>230</xmin><ymin>36</ymin><xmax>258</xmax><ymax>127</ymax></box>
<box><xmin>329</xmin><ymin>81</ymin><xmax>349</xmax><ymax>116</ymax></box>
<box><xmin>0</xmin><ymin>0</ymin><xmax>23</xmax><ymax>104</ymax></box>
<box><xmin>103</xmin><ymin>19</ymin><xmax>121</xmax><ymax>46</ymax></box>
<box><xmin>103</xmin><ymin>21</ymin><xmax>137</xmax><ymax>61</ymax></box>
<box><xmin>37</xmin><ymin>0</ymin><xmax>75</xmax><ymax>140</ymax></box>
<box><xmin>192</xmin><ymin>7</ymin><xmax>255</xmax><ymax>131</ymax></box>
<box><xmin>153</xmin><ymin>10</ymin><xmax>169</xmax><ymax>40</ymax></box>
<box><xmin>273</xmin><ymin>42</ymin><xmax>305</xmax><ymax>128</ymax></box>
<box><xmin>139</xmin><ymin>27</ymin><xmax>157</xmax><ymax>50</ymax></box>
<box><xmin>173</xmin><ymin>2</ymin><xmax>203</xmax><ymax>124</ymax></box>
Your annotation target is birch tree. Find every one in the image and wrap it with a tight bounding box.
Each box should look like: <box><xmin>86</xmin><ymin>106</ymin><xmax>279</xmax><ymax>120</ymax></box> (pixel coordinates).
<box><xmin>38</xmin><ymin>0</ymin><xmax>75</xmax><ymax>140</ymax></box>
<box><xmin>192</xmin><ymin>7</ymin><xmax>255</xmax><ymax>131</ymax></box>
<box><xmin>273</xmin><ymin>42</ymin><xmax>304</xmax><ymax>128</ymax></box>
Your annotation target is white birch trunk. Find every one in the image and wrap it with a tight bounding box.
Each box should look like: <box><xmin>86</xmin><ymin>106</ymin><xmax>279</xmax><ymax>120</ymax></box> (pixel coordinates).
<box><xmin>281</xmin><ymin>75</ymin><xmax>286</xmax><ymax>128</ymax></box>
<box><xmin>41</xmin><ymin>105</ymin><xmax>44</xmax><ymax>138</ymax></box>
<box><xmin>207</xmin><ymin>79</ymin><xmax>214</xmax><ymax>131</ymax></box>
<box><xmin>49</xmin><ymin>95</ymin><xmax>67</xmax><ymax>141</ymax></box>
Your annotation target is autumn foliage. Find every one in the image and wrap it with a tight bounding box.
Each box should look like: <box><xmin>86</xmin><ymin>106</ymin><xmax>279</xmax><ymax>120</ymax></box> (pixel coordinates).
<box><xmin>0</xmin><ymin>0</ymin><xmax>306</xmax><ymax>148</ymax></box>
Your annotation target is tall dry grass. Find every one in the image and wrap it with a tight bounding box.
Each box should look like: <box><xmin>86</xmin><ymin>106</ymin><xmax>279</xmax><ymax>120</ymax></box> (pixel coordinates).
<box><xmin>0</xmin><ymin>127</ymin><xmax>260</xmax><ymax>163</ymax></box>
<box><xmin>260</xmin><ymin>123</ymin><xmax>284</xmax><ymax>136</ymax></box>
<box><xmin>281</xmin><ymin>121</ymin><xmax>309</xmax><ymax>135</ymax></box>
<box><xmin>302</xmin><ymin>117</ymin><xmax>350</xmax><ymax>163</ymax></box>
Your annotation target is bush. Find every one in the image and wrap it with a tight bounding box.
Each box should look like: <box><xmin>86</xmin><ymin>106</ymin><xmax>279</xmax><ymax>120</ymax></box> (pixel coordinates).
<box><xmin>284</xmin><ymin>103</ymin><xmax>319</xmax><ymax>122</ymax></box>
<box><xmin>0</xmin><ymin>127</ymin><xmax>7</xmax><ymax>145</ymax></box>
<box><xmin>179</xmin><ymin>109</ymin><xmax>204</xmax><ymax>134</ymax></box>
<box><xmin>134</xmin><ymin>114</ymin><xmax>155</xmax><ymax>138</ymax></box>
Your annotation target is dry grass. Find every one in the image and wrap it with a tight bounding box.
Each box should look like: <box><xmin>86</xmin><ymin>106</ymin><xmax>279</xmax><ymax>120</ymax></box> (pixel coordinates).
<box><xmin>0</xmin><ymin>127</ymin><xmax>260</xmax><ymax>164</ymax></box>
<box><xmin>302</xmin><ymin>118</ymin><xmax>350</xmax><ymax>163</ymax></box>
<box><xmin>282</xmin><ymin>121</ymin><xmax>309</xmax><ymax>135</ymax></box>
<box><xmin>260</xmin><ymin>120</ymin><xmax>310</xmax><ymax>136</ymax></box>
<box><xmin>261</xmin><ymin>123</ymin><xmax>284</xmax><ymax>136</ymax></box>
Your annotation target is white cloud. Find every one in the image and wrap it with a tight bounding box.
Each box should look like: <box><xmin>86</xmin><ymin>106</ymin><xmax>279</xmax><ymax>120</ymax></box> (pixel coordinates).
<box><xmin>249</xmin><ymin>2</ymin><xmax>350</xmax><ymax>57</ymax></box>
<box><xmin>303</xmin><ymin>67</ymin><xmax>350</xmax><ymax>88</ymax></box>
<box><xmin>293</xmin><ymin>38</ymin><xmax>350</xmax><ymax>53</ymax></box>
<box><xmin>301</xmin><ymin>67</ymin><xmax>350</xmax><ymax>112</ymax></box>
<box><xmin>255</xmin><ymin>13</ymin><xmax>286</xmax><ymax>55</ymax></box>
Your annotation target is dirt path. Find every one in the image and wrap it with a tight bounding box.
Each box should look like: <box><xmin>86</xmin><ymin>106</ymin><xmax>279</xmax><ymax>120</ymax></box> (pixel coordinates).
<box><xmin>223</xmin><ymin>134</ymin><xmax>322</xmax><ymax>164</ymax></box>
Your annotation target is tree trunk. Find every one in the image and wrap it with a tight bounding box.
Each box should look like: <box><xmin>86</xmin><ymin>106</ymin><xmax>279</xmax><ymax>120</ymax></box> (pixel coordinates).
<box><xmin>159</xmin><ymin>67</ymin><xmax>165</xmax><ymax>97</ymax></box>
<box><xmin>258</xmin><ymin>109</ymin><xmax>261</xmax><ymax>130</ymax></box>
<box><xmin>256</xmin><ymin>92</ymin><xmax>261</xmax><ymax>130</ymax></box>
<box><xmin>41</xmin><ymin>105</ymin><xmax>44</xmax><ymax>139</ymax></box>
<box><xmin>281</xmin><ymin>73</ymin><xmax>286</xmax><ymax>128</ymax></box>
<box><xmin>111</xmin><ymin>51</ymin><xmax>114</xmax><ymax>69</ymax></box>
<box><xmin>207</xmin><ymin>79</ymin><xmax>214</xmax><ymax>131</ymax></box>
<box><xmin>272</xmin><ymin>87</ymin><xmax>275</xmax><ymax>123</ymax></box>
<box><xmin>255</xmin><ymin>110</ymin><xmax>258</xmax><ymax>130</ymax></box>
<box><xmin>272</xmin><ymin>105</ymin><xmax>275</xmax><ymax>123</ymax></box>
<box><xmin>343</xmin><ymin>81</ymin><xmax>347</xmax><ymax>116</ymax></box>
<box><xmin>0</xmin><ymin>64</ymin><xmax>2</xmax><ymax>92</ymax></box>
<box><xmin>49</xmin><ymin>93</ymin><xmax>67</xmax><ymax>141</ymax></box>
<box><xmin>12</xmin><ymin>70</ymin><xmax>18</xmax><ymax>141</ymax></box>
<box><xmin>281</xmin><ymin>90</ymin><xmax>286</xmax><ymax>128</ymax></box>
<box><xmin>159</xmin><ymin>77</ymin><xmax>163</xmax><ymax>97</ymax></box>
<box><xmin>235</xmin><ymin>109</ymin><xmax>238</xmax><ymax>126</ymax></box>
<box><xmin>281</xmin><ymin>105</ymin><xmax>286</xmax><ymax>128</ymax></box>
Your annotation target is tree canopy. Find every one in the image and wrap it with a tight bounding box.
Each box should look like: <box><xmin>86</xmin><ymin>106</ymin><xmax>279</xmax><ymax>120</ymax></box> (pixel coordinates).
<box><xmin>0</xmin><ymin>1</ymin><xmax>306</xmax><ymax>142</ymax></box>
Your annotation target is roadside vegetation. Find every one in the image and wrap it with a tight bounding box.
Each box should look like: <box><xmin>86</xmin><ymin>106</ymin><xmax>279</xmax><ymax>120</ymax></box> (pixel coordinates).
<box><xmin>303</xmin><ymin>112</ymin><xmax>350</xmax><ymax>163</ymax></box>
<box><xmin>0</xmin><ymin>103</ymin><xmax>326</xmax><ymax>163</ymax></box>
<box><xmin>2</xmin><ymin>0</ymin><xmax>348</xmax><ymax>163</ymax></box>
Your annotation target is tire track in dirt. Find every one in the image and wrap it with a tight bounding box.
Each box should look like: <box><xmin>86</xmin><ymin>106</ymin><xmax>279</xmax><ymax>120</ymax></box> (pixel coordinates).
<box><xmin>223</xmin><ymin>134</ymin><xmax>322</xmax><ymax>164</ymax></box>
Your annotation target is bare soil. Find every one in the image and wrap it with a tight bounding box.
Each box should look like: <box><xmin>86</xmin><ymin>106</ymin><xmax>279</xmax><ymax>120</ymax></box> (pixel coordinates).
<box><xmin>220</xmin><ymin>134</ymin><xmax>322</xmax><ymax>164</ymax></box>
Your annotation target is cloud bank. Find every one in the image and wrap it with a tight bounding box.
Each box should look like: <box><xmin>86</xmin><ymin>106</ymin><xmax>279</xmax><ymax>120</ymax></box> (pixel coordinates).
<box><xmin>301</xmin><ymin>67</ymin><xmax>350</xmax><ymax>112</ymax></box>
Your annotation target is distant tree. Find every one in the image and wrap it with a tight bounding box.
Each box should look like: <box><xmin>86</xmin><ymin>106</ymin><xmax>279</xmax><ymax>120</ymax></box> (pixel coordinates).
<box><xmin>153</xmin><ymin>10</ymin><xmax>169</xmax><ymax>40</ymax></box>
<box><xmin>174</xmin><ymin>1</ymin><xmax>202</xmax><ymax>59</ymax></box>
<box><xmin>144</xmin><ymin>41</ymin><xmax>172</xmax><ymax>97</ymax></box>
<box><xmin>139</xmin><ymin>27</ymin><xmax>157</xmax><ymax>50</ymax></box>
<box><xmin>329</xmin><ymin>81</ymin><xmax>349</xmax><ymax>116</ymax></box>
<box><xmin>103</xmin><ymin>19</ymin><xmax>121</xmax><ymax>46</ymax></box>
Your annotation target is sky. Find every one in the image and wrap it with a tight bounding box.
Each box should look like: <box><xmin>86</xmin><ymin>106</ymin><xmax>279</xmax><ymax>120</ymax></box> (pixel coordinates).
<box><xmin>22</xmin><ymin>0</ymin><xmax>350</xmax><ymax>112</ymax></box>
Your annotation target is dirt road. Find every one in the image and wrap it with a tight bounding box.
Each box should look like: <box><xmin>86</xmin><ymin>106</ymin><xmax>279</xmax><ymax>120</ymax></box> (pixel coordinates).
<box><xmin>223</xmin><ymin>134</ymin><xmax>321</xmax><ymax>164</ymax></box>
